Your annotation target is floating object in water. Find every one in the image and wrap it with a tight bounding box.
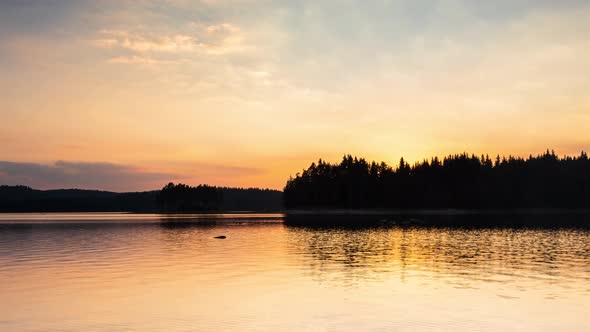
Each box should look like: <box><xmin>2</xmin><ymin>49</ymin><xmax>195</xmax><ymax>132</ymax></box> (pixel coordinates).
<box><xmin>214</xmin><ymin>235</ymin><xmax>227</xmax><ymax>239</ymax></box>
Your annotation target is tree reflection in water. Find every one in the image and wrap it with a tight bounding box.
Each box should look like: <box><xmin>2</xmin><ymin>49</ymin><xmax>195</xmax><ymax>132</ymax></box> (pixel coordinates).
<box><xmin>285</xmin><ymin>221</ymin><xmax>590</xmax><ymax>289</ymax></box>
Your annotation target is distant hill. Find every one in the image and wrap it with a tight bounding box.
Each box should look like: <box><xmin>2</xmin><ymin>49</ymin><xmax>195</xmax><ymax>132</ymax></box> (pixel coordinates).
<box><xmin>0</xmin><ymin>185</ymin><xmax>283</xmax><ymax>212</ymax></box>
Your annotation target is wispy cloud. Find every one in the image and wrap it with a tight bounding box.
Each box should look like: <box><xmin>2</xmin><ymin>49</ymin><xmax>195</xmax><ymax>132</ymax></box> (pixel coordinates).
<box><xmin>108</xmin><ymin>55</ymin><xmax>175</xmax><ymax>65</ymax></box>
<box><xmin>95</xmin><ymin>29</ymin><xmax>198</xmax><ymax>52</ymax></box>
<box><xmin>93</xmin><ymin>22</ymin><xmax>245</xmax><ymax>59</ymax></box>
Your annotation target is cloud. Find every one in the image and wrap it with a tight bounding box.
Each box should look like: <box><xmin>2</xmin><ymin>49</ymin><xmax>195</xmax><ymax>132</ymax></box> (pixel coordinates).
<box><xmin>108</xmin><ymin>55</ymin><xmax>175</xmax><ymax>65</ymax></box>
<box><xmin>93</xmin><ymin>23</ymin><xmax>245</xmax><ymax>57</ymax></box>
<box><xmin>95</xmin><ymin>29</ymin><xmax>198</xmax><ymax>52</ymax></box>
<box><xmin>197</xmin><ymin>23</ymin><xmax>244</xmax><ymax>54</ymax></box>
<box><xmin>0</xmin><ymin>161</ymin><xmax>182</xmax><ymax>192</ymax></box>
<box><xmin>0</xmin><ymin>160</ymin><xmax>269</xmax><ymax>191</ymax></box>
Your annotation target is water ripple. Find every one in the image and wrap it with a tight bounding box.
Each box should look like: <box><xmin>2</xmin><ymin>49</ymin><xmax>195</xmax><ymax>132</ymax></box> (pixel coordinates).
<box><xmin>1</xmin><ymin>213</ymin><xmax>590</xmax><ymax>331</ymax></box>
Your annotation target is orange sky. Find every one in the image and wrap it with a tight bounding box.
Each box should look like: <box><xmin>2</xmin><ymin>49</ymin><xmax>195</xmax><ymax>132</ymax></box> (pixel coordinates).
<box><xmin>1</xmin><ymin>1</ymin><xmax>589</xmax><ymax>191</ymax></box>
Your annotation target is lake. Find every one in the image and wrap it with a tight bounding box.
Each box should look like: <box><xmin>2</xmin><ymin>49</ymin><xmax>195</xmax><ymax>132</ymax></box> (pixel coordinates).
<box><xmin>1</xmin><ymin>213</ymin><xmax>590</xmax><ymax>331</ymax></box>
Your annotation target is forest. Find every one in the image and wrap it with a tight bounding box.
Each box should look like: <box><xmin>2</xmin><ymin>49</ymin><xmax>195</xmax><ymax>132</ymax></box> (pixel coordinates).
<box><xmin>0</xmin><ymin>183</ymin><xmax>283</xmax><ymax>212</ymax></box>
<box><xmin>157</xmin><ymin>183</ymin><xmax>223</xmax><ymax>212</ymax></box>
<box><xmin>283</xmin><ymin>150</ymin><xmax>590</xmax><ymax>209</ymax></box>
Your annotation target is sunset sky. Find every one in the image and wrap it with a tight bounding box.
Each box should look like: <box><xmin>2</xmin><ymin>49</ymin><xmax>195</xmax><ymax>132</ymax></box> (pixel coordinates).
<box><xmin>1</xmin><ymin>0</ymin><xmax>589</xmax><ymax>191</ymax></box>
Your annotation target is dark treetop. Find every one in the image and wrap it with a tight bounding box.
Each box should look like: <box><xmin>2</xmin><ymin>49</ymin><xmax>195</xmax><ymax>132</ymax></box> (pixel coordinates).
<box><xmin>283</xmin><ymin>150</ymin><xmax>590</xmax><ymax>210</ymax></box>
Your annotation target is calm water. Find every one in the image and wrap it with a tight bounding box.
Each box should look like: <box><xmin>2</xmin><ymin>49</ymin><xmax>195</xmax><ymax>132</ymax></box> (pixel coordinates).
<box><xmin>1</xmin><ymin>213</ymin><xmax>590</xmax><ymax>331</ymax></box>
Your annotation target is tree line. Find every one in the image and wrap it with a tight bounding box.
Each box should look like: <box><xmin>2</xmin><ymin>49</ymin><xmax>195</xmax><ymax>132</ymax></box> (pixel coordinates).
<box><xmin>157</xmin><ymin>182</ymin><xmax>284</xmax><ymax>212</ymax></box>
<box><xmin>283</xmin><ymin>150</ymin><xmax>590</xmax><ymax>209</ymax></box>
<box><xmin>157</xmin><ymin>183</ymin><xmax>222</xmax><ymax>212</ymax></box>
<box><xmin>0</xmin><ymin>183</ymin><xmax>283</xmax><ymax>212</ymax></box>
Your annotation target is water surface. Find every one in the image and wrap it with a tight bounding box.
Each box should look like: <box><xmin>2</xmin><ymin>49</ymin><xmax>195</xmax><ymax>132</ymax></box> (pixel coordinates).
<box><xmin>1</xmin><ymin>213</ymin><xmax>590</xmax><ymax>331</ymax></box>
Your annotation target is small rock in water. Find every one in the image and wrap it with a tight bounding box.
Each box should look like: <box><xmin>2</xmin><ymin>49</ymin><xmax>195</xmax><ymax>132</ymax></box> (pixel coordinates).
<box><xmin>214</xmin><ymin>235</ymin><xmax>227</xmax><ymax>239</ymax></box>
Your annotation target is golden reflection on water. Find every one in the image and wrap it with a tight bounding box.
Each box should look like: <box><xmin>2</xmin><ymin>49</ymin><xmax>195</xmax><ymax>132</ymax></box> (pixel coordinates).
<box><xmin>288</xmin><ymin>227</ymin><xmax>590</xmax><ymax>287</ymax></box>
<box><xmin>1</xmin><ymin>214</ymin><xmax>590</xmax><ymax>331</ymax></box>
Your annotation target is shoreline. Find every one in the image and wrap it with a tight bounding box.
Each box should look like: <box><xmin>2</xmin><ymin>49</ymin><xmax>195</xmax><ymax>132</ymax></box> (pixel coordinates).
<box><xmin>284</xmin><ymin>209</ymin><xmax>590</xmax><ymax>228</ymax></box>
<box><xmin>285</xmin><ymin>208</ymin><xmax>590</xmax><ymax>216</ymax></box>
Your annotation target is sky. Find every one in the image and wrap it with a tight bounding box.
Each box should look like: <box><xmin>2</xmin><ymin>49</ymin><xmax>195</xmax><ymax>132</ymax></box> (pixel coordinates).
<box><xmin>1</xmin><ymin>0</ymin><xmax>589</xmax><ymax>191</ymax></box>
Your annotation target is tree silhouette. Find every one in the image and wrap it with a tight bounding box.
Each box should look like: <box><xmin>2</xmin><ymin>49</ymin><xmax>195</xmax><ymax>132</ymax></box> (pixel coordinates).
<box><xmin>157</xmin><ymin>182</ymin><xmax>223</xmax><ymax>212</ymax></box>
<box><xmin>0</xmin><ymin>184</ymin><xmax>283</xmax><ymax>212</ymax></box>
<box><xmin>284</xmin><ymin>150</ymin><xmax>590</xmax><ymax>210</ymax></box>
